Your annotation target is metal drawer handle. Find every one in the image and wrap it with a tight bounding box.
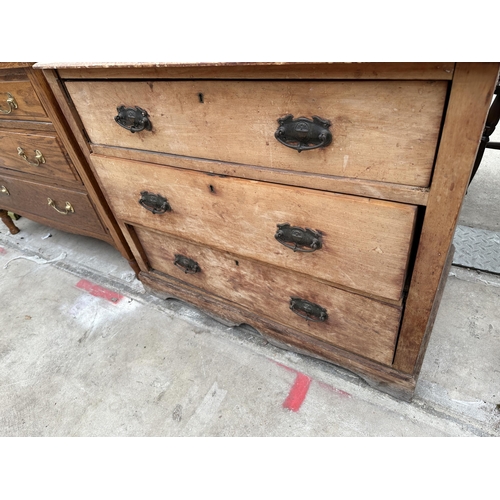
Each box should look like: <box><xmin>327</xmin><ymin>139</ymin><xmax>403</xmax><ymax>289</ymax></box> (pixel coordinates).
<box><xmin>275</xmin><ymin>114</ymin><xmax>332</xmax><ymax>152</ymax></box>
<box><xmin>1</xmin><ymin>185</ymin><xmax>10</xmax><ymax>196</ymax></box>
<box><xmin>17</xmin><ymin>147</ymin><xmax>46</xmax><ymax>167</ymax></box>
<box><xmin>0</xmin><ymin>92</ymin><xmax>18</xmax><ymax>114</ymax></box>
<box><xmin>290</xmin><ymin>297</ymin><xmax>328</xmax><ymax>322</ymax></box>
<box><xmin>139</xmin><ymin>191</ymin><xmax>171</xmax><ymax>214</ymax></box>
<box><xmin>174</xmin><ymin>254</ymin><xmax>201</xmax><ymax>274</ymax></box>
<box><xmin>47</xmin><ymin>198</ymin><xmax>74</xmax><ymax>215</ymax></box>
<box><xmin>115</xmin><ymin>106</ymin><xmax>152</xmax><ymax>133</ymax></box>
<box><xmin>275</xmin><ymin>223</ymin><xmax>322</xmax><ymax>252</ymax></box>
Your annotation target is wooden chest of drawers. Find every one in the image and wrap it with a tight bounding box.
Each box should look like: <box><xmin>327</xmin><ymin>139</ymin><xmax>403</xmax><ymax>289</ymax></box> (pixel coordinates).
<box><xmin>39</xmin><ymin>62</ymin><xmax>500</xmax><ymax>400</ymax></box>
<box><xmin>0</xmin><ymin>63</ymin><xmax>137</xmax><ymax>272</ymax></box>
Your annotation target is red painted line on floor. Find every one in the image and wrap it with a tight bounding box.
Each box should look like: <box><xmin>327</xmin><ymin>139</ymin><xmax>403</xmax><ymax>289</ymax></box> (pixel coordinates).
<box><xmin>274</xmin><ymin>359</ymin><xmax>352</xmax><ymax>403</ymax></box>
<box><xmin>0</xmin><ymin>247</ymin><xmax>6</xmax><ymax>255</ymax></box>
<box><xmin>275</xmin><ymin>361</ymin><xmax>298</xmax><ymax>374</ymax></box>
<box><xmin>283</xmin><ymin>372</ymin><xmax>312</xmax><ymax>412</ymax></box>
<box><xmin>317</xmin><ymin>381</ymin><xmax>351</xmax><ymax>398</ymax></box>
<box><xmin>76</xmin><ymin>279</ymin><xmax>124</xmax><ymax>304</ymax></box>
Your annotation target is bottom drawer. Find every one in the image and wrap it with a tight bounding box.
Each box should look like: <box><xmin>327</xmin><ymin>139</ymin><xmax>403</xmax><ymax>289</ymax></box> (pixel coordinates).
<box><xmin>133</xmin><ymin>225</ymin><xmax>403</xmax><ymax>365</ymax></box>
<box><xmin>0</xmin><ymin>173</ymin><xmax>106</xmax><ymax>236</ymax></box>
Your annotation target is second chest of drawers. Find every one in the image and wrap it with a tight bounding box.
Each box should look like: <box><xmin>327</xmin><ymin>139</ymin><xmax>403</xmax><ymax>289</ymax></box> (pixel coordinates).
<box><xmin>0</xmin><ymin>63</ymin><xmax>137</xmax><ymax>273</ymax></box>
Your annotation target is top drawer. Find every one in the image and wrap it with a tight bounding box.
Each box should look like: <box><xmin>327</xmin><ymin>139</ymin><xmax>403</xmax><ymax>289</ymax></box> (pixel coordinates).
<box><xmin>0</xmin><ymin>81</ymin><xmax>49</xmax><ymax>122</ymax></box>
<box><xmin>66</xmin><ymin>79</ymin><xmax>447</xmax><ymax>187</ymax></box>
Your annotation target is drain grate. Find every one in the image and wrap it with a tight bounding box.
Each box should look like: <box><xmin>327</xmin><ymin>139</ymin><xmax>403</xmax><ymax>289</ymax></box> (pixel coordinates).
<box><xmin>452</xmin><ymin>225</ymin><xmax>500</xmax><ymax>274</ymax></box>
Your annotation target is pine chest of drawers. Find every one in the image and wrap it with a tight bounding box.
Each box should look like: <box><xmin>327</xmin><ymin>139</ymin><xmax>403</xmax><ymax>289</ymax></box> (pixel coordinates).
<box><xmin>38</xmin><ymin>62</ymin><xmax>500</xmax><ymax>400</ymax></box>
<box><xmin>0</xmin><ymin>63</ymin><xmax>137</xmax><ymax>272</ymax></box>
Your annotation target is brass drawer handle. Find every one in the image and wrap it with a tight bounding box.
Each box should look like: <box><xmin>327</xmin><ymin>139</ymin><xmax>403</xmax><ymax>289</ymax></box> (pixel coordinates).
<box><xmin>174</xmin><ymin>254</ymin><xmax>201</xmax><ymax>274</ymax></box>
<box><xmin>1</xmin><ymin>185</ymin><xmax>10</xmax><ymax>196</ymax></box>
<box><xmin>0</xmin><ymin>92</ymin><xmax>18</xmax><ymax>115</ymax></box>
<box><xmin>275</xmin><ymin>223</ymin><xmax>322</xmax><ymax>252</ymax></box>
<box><xmin>139</xmin><ymin>191</ymin><xmax>171</xmax><ymax>214</ymax></box>
<box><xmin>47</xmin><ymin>198</ymin><xmax>74</xmax><ymax>215</ymax></box>
<box><xmin>290</xmin><ymin>297</ymin><xmax>328</xmax><ymax>322</ymax></box>
<box><xmin>275</xmin><ymin>114</ymin><xmax>332</xmax><ymax>152</ymax></box>
<box><xmin>115</xmin><ymin>106</ymin><xmax>152</xmax><ymax>133</ymax></box>
<box><xmin>17</xmin><ymin>147</ymin><xmax>46</xmax><ymax>167</ymax></box>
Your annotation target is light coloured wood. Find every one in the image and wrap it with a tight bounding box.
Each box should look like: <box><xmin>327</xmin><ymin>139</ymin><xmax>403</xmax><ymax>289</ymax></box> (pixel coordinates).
<box><xmin>0</xmin><ymin>129</ymin><xmax>81</xmax><ymax>184</ymax></box>
<box><xmin>91</xmin><ymin>154</ymin><xmax>417</xmax><ymax>301</ymax></box>
<box><xmin>135</xmin><ymin>225</ymin><xmax>402</xmax><ymax>364</ymax></box>
<box><xmin>0</xmin><ymin>171</ymin><xmax>107</xmax><ymax>235</ymax></box>
<box><xmin>0</xmin><ymin>81</ymin><xmax>49</xmax><ymax>121</ymax></box>
<box><xmin>394</xmin><ymin>62</ymin><xmax>500</xmax><ymax>374</ymax></box>
<box><xmin>66</xmin><ymin>79</ymin><xmax>447</xmax><ymax>188</ymax></box>
<box><xmin>37</xmin><ymin>61</ymin><xmax>499</xmax><ymax>400</ymax></box>
<box><xmin>35</xmin><ymin>62</ymin><xmax>455</xmax><ymax>80</ymax></box>
<box><xmin>92</xmin><ymin>144</ymin><xmax>430</xmax><ymax>206</ymax></box>
<box><xmin>0</xmin><ymin>63</ymin><xmax>33</xmax><ymax>70</ymax></box>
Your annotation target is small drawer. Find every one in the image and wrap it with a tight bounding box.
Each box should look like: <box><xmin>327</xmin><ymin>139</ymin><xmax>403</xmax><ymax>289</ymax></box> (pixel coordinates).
<box><xmin>0</xmin><ymin>129</ymin><xmax>81</xmax><ymax>184</ymax></box>
<box><xmin>0</xmin><ymin>81</ymin><xmax>49</xmax><ymax>122</ymax></box>
<box><xmin>0</xmin><ymin>173</ymin><xmax>106</xmax><ymax>235</ymax></box>
<box><xmin>134</xmin><ymin>226</ymin><xmax>402</xmax><ymax>365</ymax></box>
<box><xmin>91</xmin><ymin>155</ymin><xmax>417</xmax><ymax>301</ymax></box>
<box><xmin>66</xmin><ymin>79</ymin><xmax>447</xmax><ymax>187</ymax></box>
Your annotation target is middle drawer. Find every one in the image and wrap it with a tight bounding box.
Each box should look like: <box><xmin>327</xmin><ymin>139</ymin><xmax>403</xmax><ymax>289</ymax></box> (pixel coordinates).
<box><xmin>91</xmin><ymin>155</ymin><xmax>417</xmax><ymax>301</ymax></box>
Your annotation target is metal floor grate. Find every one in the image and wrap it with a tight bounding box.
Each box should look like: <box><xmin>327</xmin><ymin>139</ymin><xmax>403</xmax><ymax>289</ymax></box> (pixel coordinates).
<box><xmin>452</xmin><ymin>225</ymin><xmax>500</xmax><ymax>274</ymax></box>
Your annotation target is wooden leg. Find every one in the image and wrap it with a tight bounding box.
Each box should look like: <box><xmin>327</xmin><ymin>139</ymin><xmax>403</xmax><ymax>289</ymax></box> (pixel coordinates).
<box><xmin>0</xmin><ymin>210</ymin><xmax>20</xmax><ymax>235</ymax></box>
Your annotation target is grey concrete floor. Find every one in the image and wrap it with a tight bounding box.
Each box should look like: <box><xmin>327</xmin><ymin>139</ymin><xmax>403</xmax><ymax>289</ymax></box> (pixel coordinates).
<box><xmin>0</xmin><ymin>134</ymin><xmax>499</xmax><ymax>436</ymax></box>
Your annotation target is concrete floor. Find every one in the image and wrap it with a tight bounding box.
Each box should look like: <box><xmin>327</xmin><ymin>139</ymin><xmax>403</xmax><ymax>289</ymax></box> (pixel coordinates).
<box><xmin>1</xmin><ymin>142</ymin><xmax>499</xmax><ymax>436</ymax></box>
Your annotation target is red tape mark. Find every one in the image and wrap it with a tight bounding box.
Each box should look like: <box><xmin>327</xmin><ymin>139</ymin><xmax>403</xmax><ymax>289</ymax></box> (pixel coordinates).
<box><xmin>283</xmin><ymin>372</ymin><xmax>312</xmax><ymax>412</ymax></box>
<box><xmin>275</xmin><ymin>360</ymin><xmax>351</xmax><ymax>409</ymax></box>
<box><xmin>317</xmin><ymin>381</ymin><xmax>351</xmax><ymax>398</ymax></box>
<box><xmin>76</xmin><ymin>279</ymin><xmax>124</xmax><ymax>304</ymax></box>
<box><xmin>0</xmin><ymin>247</ymin><xmax>6</xmax><ymax>255</ymax></box>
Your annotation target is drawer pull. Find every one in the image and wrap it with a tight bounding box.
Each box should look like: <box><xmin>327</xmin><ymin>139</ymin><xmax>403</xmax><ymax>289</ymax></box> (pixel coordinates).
<box><xmin>139</xmin><ymin>191</ymin><xmax>171</xmax><ymax>214</ymax></box>
<box><xmin>1</xmin><ymin>185</ymin><xmax>10</xmax><ymax>196</ymax></box>
<box><xmin>0</xmin><ymin>92</ymin><xmax>18</xmax><ymax>115</ymax></box>
<box><xmin>275</xmin><ymin>223</ymin><xmax>322</xmax><ymax>252</ymax></box>
<box><xmin>174</xmin><ymin>254</ymin><xmax>201</xmax><ymax>274</ymax></box>
<box><xmin>275</xmin><ymin>114</ymin><xmax>332</xmax><ymax>152</ymax></box>
<box><xmin>290</xmin><ymin>297</ymin><xmax>328</xmax><ymax>322</ymax></box>
<box><xmin>115</xmin><ymin>106</ymin><xmax>152</xmax><ymax>133</ymax></box>
<box><xmin>47</xmin><ymin>198</ymin><xmax>74</xmax><ymax>215</ymax></box>
<box><xmin>17</xmin><ymin>147</ymin><xmax>46</xmax><ymax>167</ymax></box>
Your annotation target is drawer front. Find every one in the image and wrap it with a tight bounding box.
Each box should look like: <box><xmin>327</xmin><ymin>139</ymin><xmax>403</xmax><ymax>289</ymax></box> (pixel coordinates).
<box><xmin>92</xmin><ymin>155</ymin><xmax>417</xmax><ymax>301</ymax></box>
<box><xmin>134</xmin><ymin>226</ymin><xmax>402</xmax><ymax>365</ymax></box>
<box><xmin>0</xmin><ymin>130</ymin><xmax>81</xmax><ymax>183</ymax></box>
<box><xmin>0</xmin><ymin>81</ymin><xmax>49</xmax><ymax>121</ymax></box>
<box><xmin>0</xmin><ymin>173</ymin><xmax>106</xmax><ymax>235</ymax></box>
<box><xmin>66</xmin><ymin>79</ymin><xmax>447</xmax><ymax>187</ymax></box>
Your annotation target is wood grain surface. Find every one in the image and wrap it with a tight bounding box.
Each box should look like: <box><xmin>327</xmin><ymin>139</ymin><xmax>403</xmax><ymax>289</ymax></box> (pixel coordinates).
<box><xmin>0</xmin><ymin>171</ymin><xmax>107</xmax><ymax>235</ymax></box>
<box><xmin>36</xmin><ymin>62</ymin><xmax>455</xmax><ymax>81</ymax></box>
<box><xmin>92</xmin><ymin>144</ymin><xmax>430</xmax><ymax>206</ymax></box>
<box><xmin>67</xmin><ymin>79</ymin><xmax>447</xmax><ymax>187</ymax></box>
<box><xmin>0</xmin><ymin>81</ymin><xmax>49</xmax><ymax>121</ymax></box>
<box><xmin>0</xmin><ymin>129</ymin><xmax>81</xmax><ymax>183</ymax></box>
<box><xmin>394</xmin><ymin>62</ymin><xmax>500</xmax><ymax>374</ymax></box>
<box><xmin>91</xmin><ymin>154</ymin><xmax>417</xmax><ymax>301</ymax></box>
<box><xmin>135</xmin><ymin>226</ymin><xmax>402</xmax><ymax>364</ymax></box>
